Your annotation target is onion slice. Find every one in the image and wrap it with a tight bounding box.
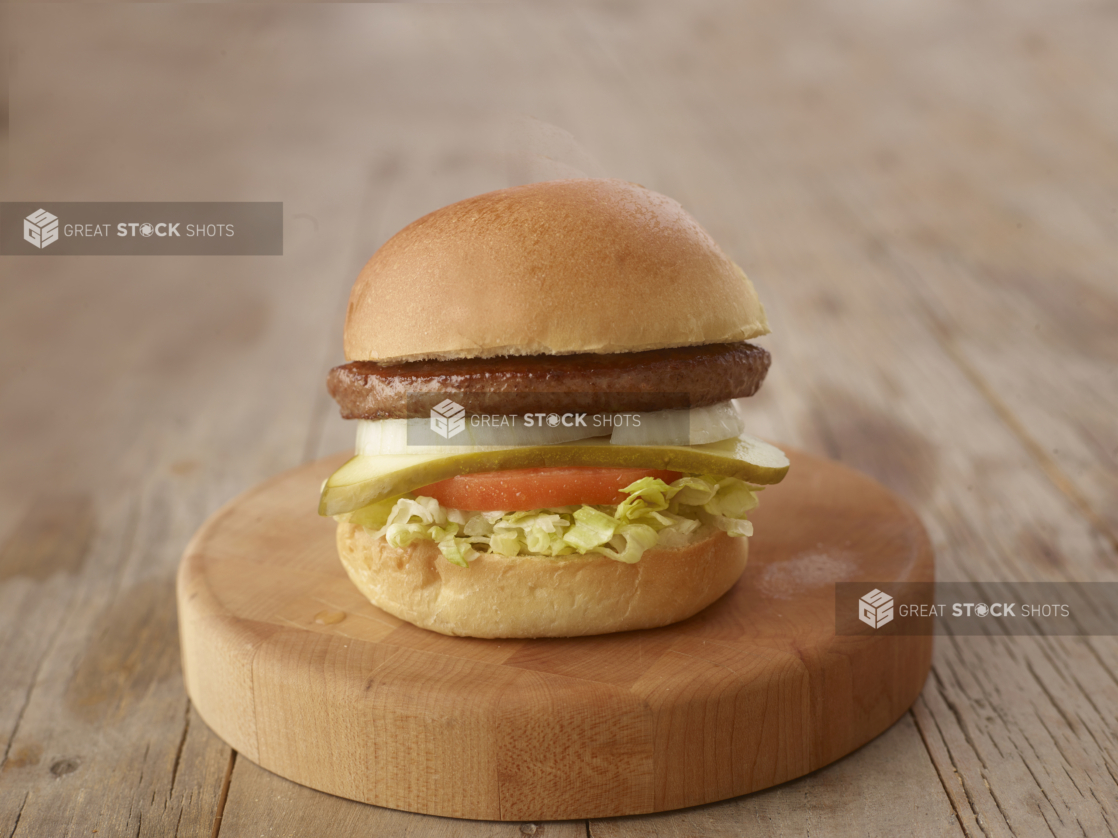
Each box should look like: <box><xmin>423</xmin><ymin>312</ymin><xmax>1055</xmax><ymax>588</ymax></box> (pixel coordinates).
<box><xmin>609</xmin><ymin>401</ymin><xmax>745</xmax><ymax>446</ymax></box>
<box><xmin>355</xmin><ymin>400</ymin><xmax>748</xmax><ymax>455</ymax></box>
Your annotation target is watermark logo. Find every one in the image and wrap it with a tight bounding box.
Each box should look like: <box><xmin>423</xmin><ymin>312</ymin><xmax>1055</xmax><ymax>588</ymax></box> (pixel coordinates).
<box><xmin>836</xmin><ymin>582</ymin><xmax>1105</xmax><ymax>636</ymax></box>
<box><xmin>3</xmin><ymin>202</ymin><xmax>282</xmax><ymax>255</ymax></box>
<box><xmin>430</xmin><ymin>399</ymin><xmax>466</xmax><ymax>439</ymax></box>
<box><xmin>401</xmin><ymin>390</ymin><xmax>691</xmax><ymax>447</ymax></box>
<box><xmin>859</xmin><ymin>588</ymin><xmax>894</xmax><ymax>629</ymax></box>
<box><xmin>23</xmin><ymin>209</ymin><xmax>59</xmax><ymax>249</ymax></box>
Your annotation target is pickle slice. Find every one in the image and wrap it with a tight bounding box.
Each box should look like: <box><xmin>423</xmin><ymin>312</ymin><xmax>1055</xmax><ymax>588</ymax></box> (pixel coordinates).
<box><xmin>319</xmin><ymin>434</ymin><xmax>789</xmax><ymax>516</ymax></box>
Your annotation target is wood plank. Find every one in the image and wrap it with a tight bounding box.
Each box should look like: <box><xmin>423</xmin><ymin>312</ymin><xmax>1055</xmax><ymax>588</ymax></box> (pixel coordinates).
<box><xmin>0</xmin><ymin>498</ymin><xmax>95</xmax><ymax>765</ymax></box>
<box><xmin>0</xmin><ymin>489</ymin><xmax>232</xmax><ymax>838</ymax></box>
<box><xmin>590</xmin><ymin>712</ymin><xmax>963</xmax><ymax>838</ymax></box>
<box><xmin>914</xmin><ymin>635</ymin><xmax>1118</xmax><ymax>836</ymax></box>
<box><xmin>815</xmin><ymin>23</ymin><xmax>1118</xmax><ymax>543</ymax></box>
<box><xmin>218</xmin><ymin>756</ymin><xmax>587</xmax><ymax>838</ymax></box>
<box><xmin>0</xmin><ymin>48</ymin><xmax>368</xmax><ymax>838</ymax></box>
<box><xmin>0</xmin><ymin>497</ymin><xmax>98</xmax><ymax>838</ymax></box>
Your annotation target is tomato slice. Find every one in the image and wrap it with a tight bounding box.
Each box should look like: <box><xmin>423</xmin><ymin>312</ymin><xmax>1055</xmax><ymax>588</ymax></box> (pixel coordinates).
<box><xmin>418</xmin><ymin>466</ymin><xmax>683</xmax><ymax>511</ymax></box>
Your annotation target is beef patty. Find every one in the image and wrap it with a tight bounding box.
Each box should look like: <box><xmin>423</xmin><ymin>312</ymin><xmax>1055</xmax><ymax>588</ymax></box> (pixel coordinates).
<box><xmin>327</xmin><ymin>342</ymin><xmax>770</xmax><ymax>420</ymax></box>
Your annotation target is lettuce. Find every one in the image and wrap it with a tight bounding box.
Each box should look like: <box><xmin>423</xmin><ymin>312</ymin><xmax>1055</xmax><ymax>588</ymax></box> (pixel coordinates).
<box><xmin>336</xmin><ymin>494</ymin><xmax>482</xmax><ymax>567</ymax></box>
<box><xmin>563</xmin><ymin>506</ymin><xmax>619</xmax><ymax>552</ymax></box>
<box><xmin>335</xmin><ymin>474</ymin><xmax>762</xmax><ymax>566</ymax></box>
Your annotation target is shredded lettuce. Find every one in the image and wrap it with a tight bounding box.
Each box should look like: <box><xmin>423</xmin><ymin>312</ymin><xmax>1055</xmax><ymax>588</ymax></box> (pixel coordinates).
<box><xmin>563</xmin><ymin>506</ymin><xmax>619</xmax><ymax>552</ymax></box>
<box><xmin>335</xmin><ymin>474</ymin><xmax>762</xmax><ymax>566</ymax></box>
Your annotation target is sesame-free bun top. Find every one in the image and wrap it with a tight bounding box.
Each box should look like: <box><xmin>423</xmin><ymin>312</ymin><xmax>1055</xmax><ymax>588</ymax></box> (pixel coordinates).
<box><xmin>344</xmin><ymin>178</ymin><xmax>769</xmax><ymax>363</ymax></box>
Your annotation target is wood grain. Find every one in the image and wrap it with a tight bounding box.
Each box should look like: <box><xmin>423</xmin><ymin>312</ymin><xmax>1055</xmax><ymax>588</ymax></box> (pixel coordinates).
<box><xmin>590</xmin><ymin>713</ymin><xmax>963</xmax><ymax>838</ymax></box>
<box><xmin>2</xmin><ymin>1</ymin><xmax>1116</xmax><ymax>835</ymax></box>
<box><xmin>179</xmin><ymin>449</ymin><xmax>934</xmax><ymax>820</ymax></box>
<box><xmin>0</xmin><ymin>488</ymin><xmax>233</xmax><ymax>838</ymax></box>
<box><xmin>218</xmin><ymin>755</ymin><xmax>588</xmax><ymax>838</ymax></box>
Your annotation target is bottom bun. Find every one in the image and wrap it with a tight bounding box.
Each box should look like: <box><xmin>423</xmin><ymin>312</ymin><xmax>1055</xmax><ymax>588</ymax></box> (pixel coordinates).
<box><xmin>335</xmin><ymin>523</ymin><xmax>749</xmax><ymax>638</ymax></box>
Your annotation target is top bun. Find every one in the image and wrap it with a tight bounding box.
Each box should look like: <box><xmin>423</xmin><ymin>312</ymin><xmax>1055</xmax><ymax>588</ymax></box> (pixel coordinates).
<box><xmin>344</xmin><ymin>178</ymin><xmax>769</xmax><ymax>363</ymax></box>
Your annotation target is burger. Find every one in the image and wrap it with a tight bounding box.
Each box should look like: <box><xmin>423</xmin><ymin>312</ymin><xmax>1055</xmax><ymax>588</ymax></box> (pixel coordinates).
<box><xmin>318</xmin><ymin>178</ymin><xmax>788</xmax><ymax>638</ymax></box>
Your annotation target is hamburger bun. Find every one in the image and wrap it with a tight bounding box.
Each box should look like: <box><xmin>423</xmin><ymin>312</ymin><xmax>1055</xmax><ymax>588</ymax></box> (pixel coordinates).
<box><xmin>328</xmin><ymin>177</ymin><xmax>779</xmax><ymax>639</ymax></box>
<box><xmin>344</xmin><ymin>178</ymin><xmax>769</xmax><ymax>363</ymax></box>
<box><xmin>336</xmin><ymin>522</ymin><xmax>748</xmax><ymax>638</ymax></box>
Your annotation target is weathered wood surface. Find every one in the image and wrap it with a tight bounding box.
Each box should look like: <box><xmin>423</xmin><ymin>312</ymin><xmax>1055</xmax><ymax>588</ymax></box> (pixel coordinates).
<box><xmin>1</xmin><ymin>2</ymin><xmax>1115</xmax><ymax>836</ymax></box>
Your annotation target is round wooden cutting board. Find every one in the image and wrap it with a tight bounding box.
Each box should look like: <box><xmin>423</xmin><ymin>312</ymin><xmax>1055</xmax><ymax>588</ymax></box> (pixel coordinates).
<box><xmin>177</xmin><ymin>449</ymin><xmax>934</xmax><ymax>821</ymax></box>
